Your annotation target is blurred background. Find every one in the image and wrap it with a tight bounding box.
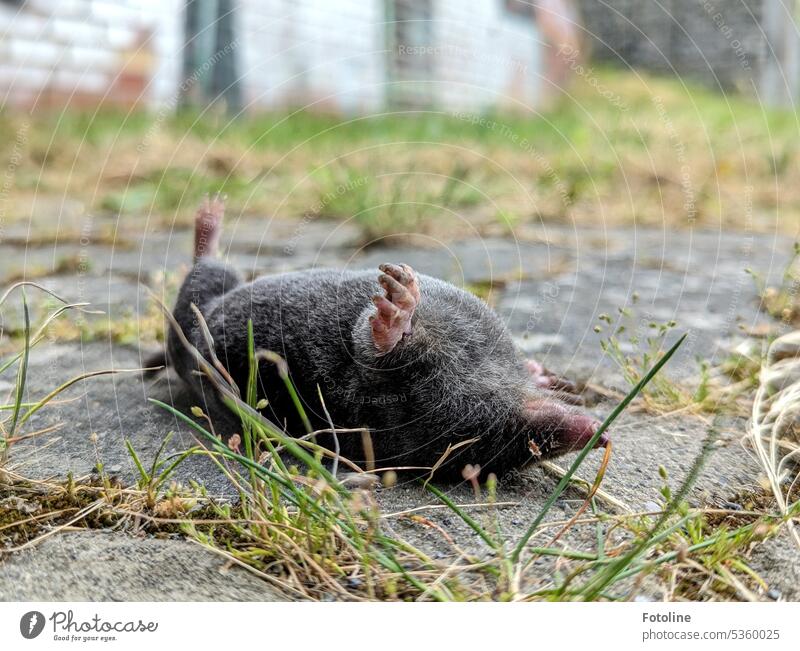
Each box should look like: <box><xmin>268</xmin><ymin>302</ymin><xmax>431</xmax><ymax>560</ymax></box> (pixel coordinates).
<box><xmin>1</xmin><ymin>0</ymin><xmax>799</xmax><ymax>241</ymax></box>
<box><xmin>1</xmin><ymin>0</ymin><xmax>800</xmax><ymax>343</ymax></box>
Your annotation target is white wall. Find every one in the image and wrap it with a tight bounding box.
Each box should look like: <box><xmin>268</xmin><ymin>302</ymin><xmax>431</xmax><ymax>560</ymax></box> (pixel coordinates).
<box><xmin>433</xmin><ymin>0</ymin><xmax>542</xmax><ymax>112</ymax></box>
<box><xmin>0</xmin><ymin>0</ymin><xmax>182</xmax><ymax>109</ymax></box>
<box><xmin>0</xmin><ymin>0</ymin><xmax>546</xmax><ymax>113</ymax></box>
<box><xmin>236</xmin><ymin>0</ymin><xmax>386</xmax><ymax>114</ymax></box>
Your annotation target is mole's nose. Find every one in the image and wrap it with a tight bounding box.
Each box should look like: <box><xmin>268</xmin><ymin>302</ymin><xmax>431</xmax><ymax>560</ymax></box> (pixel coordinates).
<box><xmin>564</xmin><ymin>415</ymin><xmax>608</xmax><ymax>451</ymax></box>
<box><xmin>524</xmin><ymin>400</ymin><xmax>609</xmax><ymax>454</ymax></box>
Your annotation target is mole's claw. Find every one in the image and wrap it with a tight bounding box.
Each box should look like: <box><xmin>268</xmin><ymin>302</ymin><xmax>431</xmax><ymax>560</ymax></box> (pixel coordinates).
<box><xmin>379</xmin><ymin>263</ymin><xmax>420</xmax><ymax>303</ymax></box>
<box><xmin>379</xmin><ymin>274</ymin><xmax>417</xmax><ymax>312</ymax></box>
<box><xmin>372</xmin><ymin>295</ymin><xmax>401</xmax><ymax>319</ymax></box>
<box><xmin>527</xmin><ymin>359</ymin><xmax>579</xmax><ymax>394</ymax></box>
<box><xmin>370</xmin><ymin>263</ymin><xmax>420</xmax><ymax>355</ymax></box>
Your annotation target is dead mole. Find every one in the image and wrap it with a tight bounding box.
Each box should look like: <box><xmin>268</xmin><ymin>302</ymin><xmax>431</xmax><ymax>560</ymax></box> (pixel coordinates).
<box><xmin>160</xmin><ymin>196</ymin><xmax>608</xmax><ymax>478</ymax></box>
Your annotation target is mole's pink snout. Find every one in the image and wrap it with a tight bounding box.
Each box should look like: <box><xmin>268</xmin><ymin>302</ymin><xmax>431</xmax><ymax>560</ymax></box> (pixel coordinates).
<box><xmin>566</xmin><ymin>415</ymin><xmax>609</xmax><ymax>451</ymax></box>
<box><xmin>526</xmin><ymin>399</ymin><xmax>609</xmax><ymax>455</ymax></box>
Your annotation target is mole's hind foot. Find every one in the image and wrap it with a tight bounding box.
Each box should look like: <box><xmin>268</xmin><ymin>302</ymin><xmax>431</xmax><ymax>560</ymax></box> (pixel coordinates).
<box><xmin>194</xmin><ymin>193</ymin><xmax>225</xmax><ymax>260</ymax></box>
<box><xmin>370</xmin><ymin>263</ymin><xmax>420</xmax><ymax>354</ymax></box>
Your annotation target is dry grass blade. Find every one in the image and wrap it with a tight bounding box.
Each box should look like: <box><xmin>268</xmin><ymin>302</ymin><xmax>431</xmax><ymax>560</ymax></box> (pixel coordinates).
<box><xmin>189</xmin><ymin>302</ymin><xmax>239</xmax><ymax>392</ymax></box>
<box><xmin>17</xmin><ymin>367</ymin><xmax>160</xmax><ymax>429</ymax></box>
<box><xmin>423</xmin><ymin>437</ymin><xmax>480</xmax><ymax>487</ymax></box>
<box><xmin>0</xmin><ymin>499</ymin><xmax>104</xmax><ymax>554</ymax></box>
<box><xmin>748</xmin><ymin>330</ymin><xmax>800</xmax><ymax>547</ymax></box>
<box><xmin>4</xmin><ymin>294</ymin><xmax>30</xmax><ymax>460</ymax></box>
<box><xmin>540</xmin><ymin>459</ymin><xmax>630</xmax><ymax>513</ymax></box>
<box><xmin>0</xmin><ymin>281</ymin><xmax>74</xmax><ymax>309</ymax></box>
<box><xmin>316</xmin><ymin>385</ymin><xmax>340</xmax><ymax>477</ymax></box>
<box><xmin>546</xmin><ymin>441</ymin><xmax>613</xmax><ymax>547</ymax></box>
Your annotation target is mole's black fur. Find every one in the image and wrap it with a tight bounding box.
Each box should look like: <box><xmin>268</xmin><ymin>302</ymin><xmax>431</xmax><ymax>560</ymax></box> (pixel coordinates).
<box><xmin>163</xmin><ymin>198</ymin><xmax>606</xmax><ymax>479</ymax></box>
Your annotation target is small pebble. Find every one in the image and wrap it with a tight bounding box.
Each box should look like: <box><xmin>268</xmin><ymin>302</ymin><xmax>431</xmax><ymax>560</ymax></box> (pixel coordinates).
<box><xmin>340</xmin><ymin>472</ymin><xmax>378</xmax><ymax>489</ymax></box>
<box><xmin>643</xmin><ymin>501</ymin><xmax>661</xmax><ymax>513</ymax></box>
<box><xmin>767</xmin><ymin>588</ymin><xmax>781</xmax><ymax>601</ymax></box>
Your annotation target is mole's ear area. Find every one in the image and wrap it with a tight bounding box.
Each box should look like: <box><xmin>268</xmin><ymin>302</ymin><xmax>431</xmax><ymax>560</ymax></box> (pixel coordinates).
<box><xmin>524</xmin><ymin>399</ymin><xmax>608</xmax><ymax>457</ymax></box>
<box><xmin>369</xmin><ymin>263</ymin><xmax>420</xmax><ymax>355</ymax></box>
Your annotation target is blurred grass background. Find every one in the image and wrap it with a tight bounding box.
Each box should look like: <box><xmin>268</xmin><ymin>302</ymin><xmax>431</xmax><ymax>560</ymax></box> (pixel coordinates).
<box><xmin>2</xmin><ymin>69</ymin><xmax>798</xmax><ymax>240</ymax></box>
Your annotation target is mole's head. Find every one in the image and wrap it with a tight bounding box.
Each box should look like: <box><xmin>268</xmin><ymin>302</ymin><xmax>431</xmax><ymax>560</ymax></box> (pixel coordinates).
<box><xmin>362</xmin><ymin>263</ymin><xmax>609</xmax><ymax>475</ymax></box>
<box><xmin>451</xmin><ymin>396</ymin><xmax>607</xmax><ymax>479</ymax></box>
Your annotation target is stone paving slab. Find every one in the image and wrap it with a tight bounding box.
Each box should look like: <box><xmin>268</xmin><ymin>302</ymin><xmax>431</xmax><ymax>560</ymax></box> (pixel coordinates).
<box><xmin>0</xmin><ymin>532</ymin><xmax>281</xmax><ymax>601</ymax></box>
<box><xmin>1</xmin><ymin>222</ymin><xmax>799</xmax><ymax>601</ymax></box>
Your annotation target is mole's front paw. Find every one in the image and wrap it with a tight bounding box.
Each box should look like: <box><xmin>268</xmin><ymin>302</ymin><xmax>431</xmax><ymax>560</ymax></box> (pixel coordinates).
<box><xmin>194</xmin><ymin>193</ymin><xmax>226</xmax><ymax>259</ymax></box>
<box><xmin>369</xmin><ymin>263</ymin><xmax>420</xmax><ymax>354</ymax></box>
<box><xmin>527</xmin><ymin>359</ymin><xmax>584</xmax><ymax>404</ymax></box>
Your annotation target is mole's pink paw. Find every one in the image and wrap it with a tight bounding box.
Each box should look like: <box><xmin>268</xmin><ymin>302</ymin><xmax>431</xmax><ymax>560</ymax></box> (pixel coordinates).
<box><xmin>527</xmin><ymin>359</ymin><xmax>578</xmax><ymax>391</ymax></box>
<box><xmin>194</xmin><ymin>193</ymin><xmax>225</xmax><ymax>259</ymax></box>
<box><xmin>370</xmin><ymin>263</ymin><xmax>420</xmax><ymax>355</ymax></box>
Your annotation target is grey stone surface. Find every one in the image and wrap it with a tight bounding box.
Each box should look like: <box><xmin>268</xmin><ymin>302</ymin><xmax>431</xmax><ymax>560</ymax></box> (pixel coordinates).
<box><xmin>5</xmin><ymin>343</ymin><xmax>237</xmax><ymax>499</ymax></box>
<box><xmin>0</xmin><ymin>532</ymin><xmax>282</xmax><ymax>601</ymax></box>
<box><xmin>2</xmin><ymin>220</ymin><xmax>799</xmax><ymax>601</ymax></box>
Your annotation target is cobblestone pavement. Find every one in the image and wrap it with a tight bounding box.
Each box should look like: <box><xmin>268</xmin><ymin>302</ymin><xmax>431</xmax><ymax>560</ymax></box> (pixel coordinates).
<box><xmin>1</xmin><ymin>213</ymin><xmax>797</xmax><ymax>600</ymax></box>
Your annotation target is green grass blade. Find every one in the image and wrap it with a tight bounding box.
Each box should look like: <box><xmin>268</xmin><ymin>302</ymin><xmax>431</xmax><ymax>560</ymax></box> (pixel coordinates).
<box><xmin>149</xmin><ymin>431</ymin><xmax>175</xmax><ymax>477</ymax></box>
<box><xmin>246</xmin><ymin>319</ymin><xmax>258</xmax><ymax>408</ymax></box>
<box><xmin>153</xmin><ymin>447</ymin><xmax>200</xmax><ymax>491</ymax></box>
<box><xmin>578</xmin><ymin>425</ymin><xmax>716</xmax><ymax>600</ymax></box>
<box><xmin>125</xmin><ymin>438</ymin><xmax>151</xmax><ymax>485</ymax></box>
<box><xmin>6</xmin><ymin>293</ymin><xmax>30</xmax><ymax>450</ymax></box>
<box><xmin>511</xmin><ymin>332</ymin><xmax>687</xmax><ymax>563</ymax></box>
<box><xmin>256</xmin><ymin>351</ymin><xmax>313</xmax><ymax>434</ymax></box>
<box><xmin>216</xmin><ymin>389</ymin><xmax>340</xmax><ymax>489</ymax></box>
<box><xmin>149</xmin><ymin>398</ymin><xmax>338</xmax><ymax>518</ymax></box>
<box><xmin>424</xmin><ymin>483</ymin><xmax>500</xmax><ymax>550</ymax></box>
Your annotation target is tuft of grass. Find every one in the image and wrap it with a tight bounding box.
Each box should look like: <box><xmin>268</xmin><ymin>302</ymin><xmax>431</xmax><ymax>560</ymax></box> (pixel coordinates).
<box><xmin>305</xmin><ymin>160</ymin><xmax>482</xmax><ymax>244</ymax></box>
<box><xmin>2</xmin><ymin>291</ymin><xmax>29</xmax><ymax>463</ymax></box>
<box><xmin>594</xmin><ymin>295</ymin><xmax>760</xmax><ymax>415</ymax></box>
<box><xmin>0</xmin><ymin>283</ymin><xmax>146</xmax><ymax>459</ymax></box>
<box><xmin>595</xmin><ymin>295</ymin><xmax>691</xmax><ymax>411</ymax></box>
<box><xmin>749</xmin><ymin>329</ymin><xmax>800</xmax><ymax>548</ymax></box>
<box><xmin>1</xmin><ymin>273</ymin><xmax>177</xmax><ymax>352</ymax></box>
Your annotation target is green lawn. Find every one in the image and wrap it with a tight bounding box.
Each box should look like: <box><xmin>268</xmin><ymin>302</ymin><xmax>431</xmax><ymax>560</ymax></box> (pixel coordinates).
<box><xmin>2</xmin><ymin>68</ymin><xmax>799</xmax><ymax>239</ymax></box>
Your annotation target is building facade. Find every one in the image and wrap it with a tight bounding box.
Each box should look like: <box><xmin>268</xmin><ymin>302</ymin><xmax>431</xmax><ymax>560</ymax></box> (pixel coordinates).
<box><xmin>576</xmin><ymin>0</ymin><xmax>800</xmax><ymax>105</ymax></box>
<box><xmin>0</xmin><ymin>0</ymin><xmax>560</xmax><ymax>113</ymax></box>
